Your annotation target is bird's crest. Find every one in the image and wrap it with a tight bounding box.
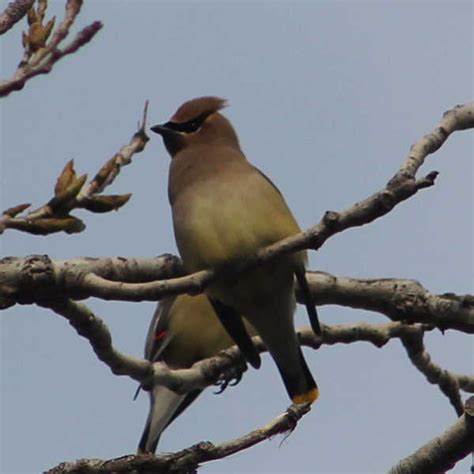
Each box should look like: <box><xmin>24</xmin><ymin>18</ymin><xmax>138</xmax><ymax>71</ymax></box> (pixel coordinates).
<box><xmin>170</xmin><ymin>96</ymin><xmax>227</xmax><ymax>123</ymax></box>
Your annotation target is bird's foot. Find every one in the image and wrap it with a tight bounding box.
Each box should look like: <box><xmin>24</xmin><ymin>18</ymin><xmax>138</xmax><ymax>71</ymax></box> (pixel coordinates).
<box><xmin>213</xmin><ymin>356</ymin><xmax>248</xmax><ymax>394</ymax></box>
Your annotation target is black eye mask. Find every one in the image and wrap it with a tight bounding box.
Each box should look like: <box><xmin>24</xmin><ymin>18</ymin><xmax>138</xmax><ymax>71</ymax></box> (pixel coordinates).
<box><xmin>164</xmin><ymin>112</ymin><xmax>209</xmax><ymax>134</ymax></box>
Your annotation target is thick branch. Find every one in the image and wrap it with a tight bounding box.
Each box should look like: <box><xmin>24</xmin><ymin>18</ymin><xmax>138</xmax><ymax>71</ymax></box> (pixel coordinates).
<box><xmin>389</xmin><ymin>397</ymin><xmax>474</xmax><ymax>474</ymax></box>
<box><xmin>0</xmin><ymin>0</ymin><xmax>34</xmax><ymax>34</ymax></box>
<box><xmin>0</xmin><ymin>254</ymin><xmax>185</xmax><ymax>309</ymax></box>
<box><xmin>303</xmin><ymin>272</ymin><xmax>474</xmax><ymax>334</ymax></box>
<box><xmin>2</xmin><ymin>256</ymin><xmax>472</xmax><ymax>335</ymax></box>
<box><xmin>46</xmin><ymin>403</ymin><xmax>311</xmax><ymax>473</ymax></box>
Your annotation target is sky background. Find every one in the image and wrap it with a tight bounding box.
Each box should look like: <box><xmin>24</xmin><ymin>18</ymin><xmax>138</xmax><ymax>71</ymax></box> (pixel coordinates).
<box><xmin>1</xmin><ymin>1</ymin><xmax>473</xmax><ymax>473</ymax></box>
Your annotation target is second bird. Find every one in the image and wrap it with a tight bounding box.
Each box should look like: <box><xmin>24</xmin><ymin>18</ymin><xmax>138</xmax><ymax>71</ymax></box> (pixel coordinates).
<box><xmin>138</xmin><ymin>294</ymin><xmax>255</xmax><ymax>453</ymax></box>
<box><xmin>151</xmin><ymin>97</ymin><xmax>319</xmax><ymax>405</ymax></box>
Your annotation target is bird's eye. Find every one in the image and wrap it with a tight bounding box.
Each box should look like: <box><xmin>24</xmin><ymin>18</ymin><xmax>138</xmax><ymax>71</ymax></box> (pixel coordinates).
<box><xmin>188</xmin><ymin>120</ymin><xmax>200</xmax><ymax>131</ymax></box>
<box><xmin>181</xmin><ymin>117</ymin><xmax>205</xmax><ymax>133</ymax></box>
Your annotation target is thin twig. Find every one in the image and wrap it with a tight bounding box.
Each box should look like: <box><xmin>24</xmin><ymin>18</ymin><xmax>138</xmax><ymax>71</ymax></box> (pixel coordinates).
<box><xmin>0</xmin><ymin>102</ymin><xmax>149</xmax><ymax>235</ymax></box>
<box><xmin>400</xmin><ymin>331</ymin><xmax>465</xmax><ymax>416</ymax></box>
<box><xmin>0</xmin><ymin>0</ymin><xmax>102</xmax><ymax>97</ymax></box>
<box><xmin>0</xmin><ymin>0</ymin><xmax>34</xmax><ymax>34</ymax></box>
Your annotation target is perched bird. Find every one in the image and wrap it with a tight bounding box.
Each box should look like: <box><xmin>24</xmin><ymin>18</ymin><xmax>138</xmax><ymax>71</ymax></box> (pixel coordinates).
<box><xmin>138</xmin><ymin>294</ymin><xmax>253</xmax><ymax>453</ymax></box>
<box><xmin>151</xmin><ymin>96</ymin><xmax>320</xmax><ymax>406</ymax></box>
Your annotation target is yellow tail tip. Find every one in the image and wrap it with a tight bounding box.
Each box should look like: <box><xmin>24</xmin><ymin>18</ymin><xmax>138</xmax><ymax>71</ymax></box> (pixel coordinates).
<box><xmin>292</xmin><ymin>387</ymin><xmax>319</xmax><ymax>405</ymax></box>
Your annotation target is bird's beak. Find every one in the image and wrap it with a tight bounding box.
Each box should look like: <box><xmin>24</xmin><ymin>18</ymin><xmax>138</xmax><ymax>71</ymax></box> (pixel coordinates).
<box><xmin>150</xmin><ymin>123</ymin><xmax>170</xmax><ymax>136</ymax></box>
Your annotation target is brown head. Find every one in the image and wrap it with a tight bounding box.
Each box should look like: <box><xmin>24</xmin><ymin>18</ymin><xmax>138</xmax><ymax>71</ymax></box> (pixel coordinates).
<box><xmin>151</xmin><ymin>96</ymin><xmax>240</xmax><ymax>156</ymax></box>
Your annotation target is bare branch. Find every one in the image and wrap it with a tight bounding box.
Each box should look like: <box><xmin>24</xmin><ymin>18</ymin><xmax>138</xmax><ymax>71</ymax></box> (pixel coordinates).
<box><xmin>0</xmin><ymin>0</ymin><xmax>34</xmax><ymax>34</ymax></box>
<box><xmin>303</xmin><ymin>272</ymin><xmax>474</xmax><ymax>334</ymax></box>
<box><xmin>400</xmin><ymin>331</ymin><xmax>464</xmax><ymax>416</ymax></box>
<box><xmin>34</xmin><ymin>289</ymin><xmax>453</xmax><ymax>396</ymax></box>
<box><xmin>36</xmin><ymin>289</ymin><xmax>472</xmax><ymax>413</ymax></box>
<box><xmin>38</xmin><ymin>298</ymin><xmax>151</xmax><ymax>381</ymax></box>
<box><xmin>37</xmin><ymin>295</ymin><xmax>250</xmax><ymax>393</ymax></box>
<box><xmin>389</xmin><ymin>396</ymin><xmax>474</xmax><ymax>474</ymax></box>
<box><xmin>0</xmin><ymin>0</ymin><xmax>102</xmax><ymax>97</ymax></box>
<box><xmin>46</xmin><ymin>404</ymin><xmax>311</xmax><ymax>473</ymax></box>
<box><xmin>3</xmin><ymin>255</ymin><xmax>472</xmax><ymax>334</ymax></box>
<box><xmin>41</xmin><ymin>265</ymin><xmax>474</xmax><ymax>337</ymax></box>
<box><xmin>299</xmin><ymin>322</ymin><xmax>473</xmax><ymax>397</ymax></box>
<box><xmin>0</xmin><ymin>254</ymin><xmax>183</xmax><ymax>309</ymax></box>
<box><xmin>0</xmin><ymin>102</ymin><xmax>149</xmax><ymax>235</ymax></box>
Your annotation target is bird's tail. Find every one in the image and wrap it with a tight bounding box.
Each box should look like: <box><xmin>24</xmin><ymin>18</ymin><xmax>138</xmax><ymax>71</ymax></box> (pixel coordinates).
<box><xmin>275</xmin><ymin>344</ymin><xmax>319</xmax><ymax>405</ymax></box>
<box><xmin>245</xmin><ymin>288</ymin><xmax>319</xmax><ymax>405</ymax></box>
<box><xmin>137</xmin><ymin>385</ymin><xmax>186</xmax><ymax>454</ymax></box>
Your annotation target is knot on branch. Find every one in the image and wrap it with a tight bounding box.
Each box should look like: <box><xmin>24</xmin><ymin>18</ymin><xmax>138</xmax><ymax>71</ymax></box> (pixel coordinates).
<box><xmin>391</xmin><ymin>281</ymin><xmax>427</xmax><ymax>320</ymax></box>
<box><xmin>19</xmin><ymin>254</ymin><xmax>55</xmax><ymax>304</ymax></box>
<box><xmin>438</xmin><ymin>369</ymin><xmax>460</xmax><ymax>396</ymax></box>
<box><xmin>285</xmin><ymin>404</ymin><xmax>311</xmax><ymax>433</ymax></box>
<box><xmin>378</xmin><ymin>190</ymin><xmax>396</xmax><ymax>212</ymax></box>
<box><xmin>322</xmin><ymin>210</ymin><xmax>340</xmax><ymax>228</ymax></box>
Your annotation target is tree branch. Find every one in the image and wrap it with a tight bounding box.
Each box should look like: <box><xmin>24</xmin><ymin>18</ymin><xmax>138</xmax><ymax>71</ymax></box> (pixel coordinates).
<box><xmin>2</xmin><ymin>255</ymin><xmax>472</xmax><ymax>334</ymax></box>
<box><xmin>0</xmin><ymin>102</ymin><xmax>149</xmax><ymax>235</ymax></box>
<box><xmin>299</xmin><ymin>322</ymin><xmax>473</xmax><ymax>396</ymax></box>
<box><xmin>400</xmin><ymin>331</ymin><xmax>465</xmax><ymax>416</ymax></box>
<box><xmin>303</xmin><ymin>272</ymin><xmax>474</xmax><ymax>334</ymax></box>
<box><xmin>46</xmin><ymin>403</ymin><xmax>311</xmax><ymax>473</ymax></box>
<box><xmin>388</xmin><ymin>396</ymin><xmax>474</xmax><ymax>474</ymax></box>
<box><xmin>37</xmin><ymin>293</ymin><xmax>472</xmax><ymax>427</ymax></box>
<box><xmin>0</xmin><ymin>0</ymin><xmax>102</xmax><ymax>97</ymax></box>
<box><xmin>36</xmin><ymin>292</ymin><xmax>455</xmax><ymax>396</ymax></box>
<box><xmin>0</xmin><ymin>0</ymin><xmax>34</xmax><ymax>34</ymax></box>
<box><xmin>0</xmin><ymin>254</ymin><xmax>185</xmax><ymax>309</ymax></box>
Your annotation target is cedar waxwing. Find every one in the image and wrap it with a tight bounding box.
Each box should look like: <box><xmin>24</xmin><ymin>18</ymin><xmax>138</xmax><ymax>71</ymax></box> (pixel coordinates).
<box><xmin>138</xmin><ymin>293</ymin><xmax>254</xmax><ymax>453</ymax></box>
<box><xmin>151</xmin><ymin>97</ymin><xmax>320</xmax><ymax>405</ymax></box>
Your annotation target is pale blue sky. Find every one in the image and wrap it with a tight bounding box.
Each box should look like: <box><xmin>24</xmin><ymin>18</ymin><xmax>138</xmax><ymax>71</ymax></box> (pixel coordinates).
<box><xmin>1</xmin><ymin>1</ymin><xmax>473</xmax><ymax>473</ymax></box>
